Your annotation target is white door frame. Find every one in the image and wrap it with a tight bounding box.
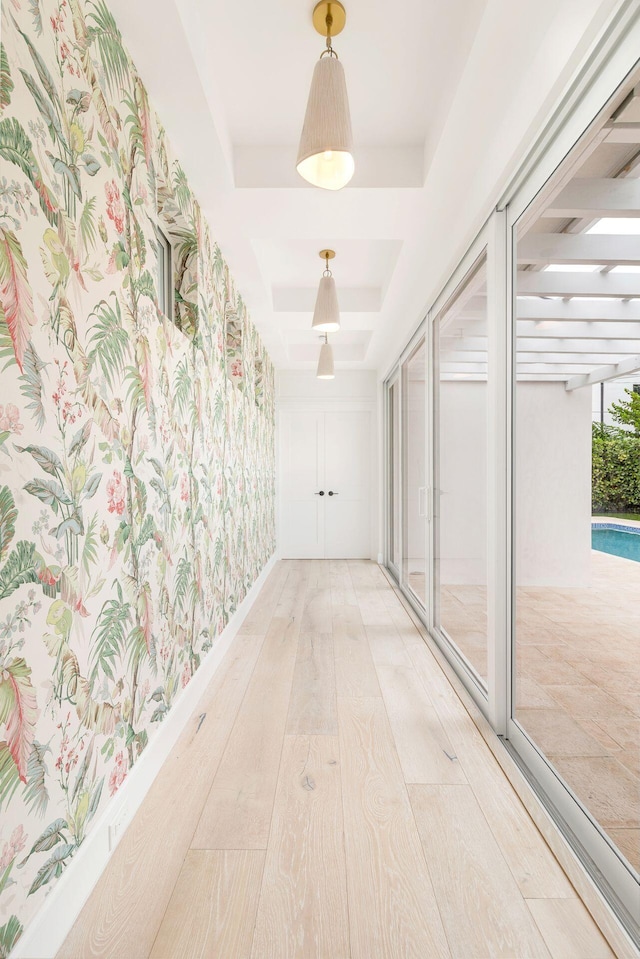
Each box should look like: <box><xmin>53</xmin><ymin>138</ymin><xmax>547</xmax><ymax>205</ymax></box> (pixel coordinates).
<box><xmin>384</xmin><ymin>369</ymin><xmax>402</xmax><ymax>581</ymax></box>
<box><xmin>277</xmin><ymin>392</ymin><xmax>377</xmax><ymax>560</ymax></box>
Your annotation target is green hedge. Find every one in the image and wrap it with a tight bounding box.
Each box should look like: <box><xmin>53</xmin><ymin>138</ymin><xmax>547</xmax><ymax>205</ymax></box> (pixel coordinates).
<box><xmin>592</xmin><ymin>422</ymin><xmax>640</xmax><ymax>513</ymax></box>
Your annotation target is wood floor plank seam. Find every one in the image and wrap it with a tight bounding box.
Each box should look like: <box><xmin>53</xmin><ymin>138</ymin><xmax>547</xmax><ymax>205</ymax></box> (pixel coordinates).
<box><xmin>337</xmin><ymin>693</ymin><xmax>452</xmax><ymax>958</ymax></box>
<box><xmin>392</xmin><ymin>732</ymin><xmax>458</xmax><ymax>959</ymax></box>
<box><xmin>190</xmin><ymin>568</ymin><xmax>307</xmax><ymax>851</ymax></box>
<box><xmin>246</xmin><ymin>841</ymin><xmax>270</xmax><ymax>959</ymax></box>
<box><xmin>335</xmin><ymin>676</ymin><xmax>356</xmax><ymax>959</ymax></box>
<box><xmin>183</xmin><ymin>628</ymin><xmax>273</xmax><ymax>848</ymax></box>
<box><xmin>247</xmin><ymin>666</ymin><xmax>302</xmax><ymax>959</ymax></box>
<box><xmin>251</xmin><ymin>735</ymin><xmax>350</xmax><ymax>958</ymax></box>
<box><xmin>191</xmin><ymin>668</ymin><xmax>294</xmax><ymax>848</ymax></box>
<box><xmin>249</xmin><ymin>574</ymin><xmax>312</xmax><ymax>858</ymax></box>
<box><xmin>147</xmin><ymin>627</ymin><xmax>275</xmax><ymax>959</ymax></box>
<box><xmin>364</xmin><ymin>611</ymin><xmax>461</xmax><ymax>956</ymax></box>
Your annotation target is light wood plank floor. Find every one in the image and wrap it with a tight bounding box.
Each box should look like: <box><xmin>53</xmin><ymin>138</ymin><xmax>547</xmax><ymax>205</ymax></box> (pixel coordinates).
<box><xmin>59</xmin><ymin>560</ymin><xmax>617</xmax><ymax>959</ymax></box>
<box><xmin>411</xmin><ymin>550</ymin><xmax>640</xmax><ymax>873</ymax></box>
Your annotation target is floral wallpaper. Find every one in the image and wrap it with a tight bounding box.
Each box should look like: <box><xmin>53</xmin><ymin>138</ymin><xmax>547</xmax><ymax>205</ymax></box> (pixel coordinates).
<box><xmin>0</xmin><ymin>0</ymin><xmax>275</xmax><ymax>952</ymax></box>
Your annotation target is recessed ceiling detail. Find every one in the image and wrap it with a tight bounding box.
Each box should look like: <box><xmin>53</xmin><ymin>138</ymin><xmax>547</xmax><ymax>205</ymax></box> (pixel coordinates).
<box><xmin>110</xmin><ymin>0</ymin><xmax>490</xmax><ymax>369</ymax></box>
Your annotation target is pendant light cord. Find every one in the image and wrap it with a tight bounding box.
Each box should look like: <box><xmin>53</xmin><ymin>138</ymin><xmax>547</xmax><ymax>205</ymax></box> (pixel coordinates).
<box><xmin>321</xmin><ymin>8</ymin><xmax>338</xmax><ymax>58</ymax></box>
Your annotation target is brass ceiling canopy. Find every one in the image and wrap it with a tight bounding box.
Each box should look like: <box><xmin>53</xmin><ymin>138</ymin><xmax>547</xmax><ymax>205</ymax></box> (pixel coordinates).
<box><xmin>319</xmin><ymin>249</ymin><xmax>336</xmax><ymax>260</ymax></box>
<box><xmin>312</xmin><ymin>1</ymin><xmax>346</xmax><ymax>39</ymax></box>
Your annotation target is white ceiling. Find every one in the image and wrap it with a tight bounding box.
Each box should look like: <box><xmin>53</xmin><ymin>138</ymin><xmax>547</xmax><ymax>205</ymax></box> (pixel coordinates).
<box><xmin>108</xmin><ymin>0</ymin><xmax>488</xmax><ymax>370</ymax></box>
<box><xmin>186</xmin><ymin>0</ymin><xmax>477</xmax><ymax>148</ymax></box>
<box><xmin>108</xmin><ymin>0</ymin><xmax>626</xmax><ymax>376</ymax></box>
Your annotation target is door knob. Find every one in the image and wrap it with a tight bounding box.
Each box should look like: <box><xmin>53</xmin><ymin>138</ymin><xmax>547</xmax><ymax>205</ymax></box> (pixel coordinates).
<box><xmin>315</xmin><ymin>490</ymin><xmax>325</xmax><ymax>496</ymax></box>
<box><xmin>328</xmin><ymin>490</ymin><xmax>338</xmax><ymax>496</ymax></box>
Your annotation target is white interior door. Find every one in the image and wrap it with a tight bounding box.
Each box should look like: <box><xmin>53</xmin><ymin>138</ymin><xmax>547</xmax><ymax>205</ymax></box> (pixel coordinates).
<box><xmin>324</xmin><ymin>411</ymin><xmax>371</xmax><ymax>558</ymax></box>
<box><xmin>279</xmin><ymin>408</ymin><xmax>371</xmax><ymax>558</ymax></box>
<box><xmin>279</xmin><ymin>410</ymin><xmax>324</xmax><ymax>558</ymax></box>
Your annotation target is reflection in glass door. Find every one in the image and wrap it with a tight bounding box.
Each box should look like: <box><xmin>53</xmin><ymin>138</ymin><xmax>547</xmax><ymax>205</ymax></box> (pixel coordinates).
<box><xmin>433</xmin><ymin>255</ymin><xmax>489</xmax><ymax>685</ymax></box>
<box><xmin>510</xmin><ymin>74</ymin><xmax>640</xmax><ymax>935</ymax></box>
<box><xmin>387</xmin><ymin>374</ymin><xmax>401</xmax><ymax>577</ymax></box>
<box><xmin>402</xmin><ymin>338</ymin><xmax>426</xmax><ymax>607</ymax></box>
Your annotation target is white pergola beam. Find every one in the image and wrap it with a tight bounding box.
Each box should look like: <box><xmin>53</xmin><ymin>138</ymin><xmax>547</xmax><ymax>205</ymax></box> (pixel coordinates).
<box><xmin>520</xmin><ymin>363</ymin><xmax>608</xmax><ymax>375</ymax></box>
<box><xmin>440</xmin><ymin>336</ymin><xmax>640</xmax><ymax>353</ymax></box>
<box><xmin>440</xmin><ymin>374</ymin><xmax>488</xmax><ymax>382</ymax></box>
<box><xmin>518</xmin><ymin>232</ymin><xmax>640</xmax><ymax>265</ymax></box>
<box><xmin>439</xmin><ymin>362</ymin><xmax>487</xmax><ymax>374</ymax></box>
<box><xmin>516</xmin><ymin>298</ymin><xmax>640</xmax><ymax>321</ymax></box>
<box><xmin>542</xmin><ymin>178</ymin><xmax>640</xmax><ymax>218</ymax></box>
<box><xmin>517</xmin><ymin>272</ymin><xmax>640</xmax><ymax>297</ymax></box>
<box><xmin>517</xmin><ymin>373</ymin><xmax>579</xmax><ymax>381</ymax></box>
<box><xmin>441</xmin><ymin>350</ymin><xmax>630</xmax><ymax>365</ymax></box>
<box><xmin>440</xmin><ymin>372</ymin><xmax>609</xmax><ymax>383</ymax></box>
<box><xmin>517</xmin><ymin>320</ymin><xmax>640</xmax><ymax>339</ymax></box>
<box><xmin>604</xmin><ymin>122</ymin><xmax>640</xmax><ymax>144</ymax></box>
<box><xmin>565</xmin><ymin>354</ymin><xmax>640</xmax><ymax>391</ymax></box>
<box><xmin>441</xmin><ymin>363</ymin><xmax>621</xmax><ymax>377</ymax></box>
<box><xmin>515</xmin><ymin>352</ymin><xmax>628</xmax><ymax>365</ymax></box>
<box><xmin>518</xmin><ymin>337</ymin><xmax>640</xmax><ymax>354</ymax></box>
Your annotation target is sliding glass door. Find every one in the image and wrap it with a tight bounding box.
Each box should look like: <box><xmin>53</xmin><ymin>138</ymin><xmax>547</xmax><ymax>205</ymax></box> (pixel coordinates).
<box><xmin>402</xmin><ymin>338</ymin><xmax>427</xmax><ymax>608</ymax></box>
<box><xmin>508</xmin><ymin>65</ymin><xmax>640</xmax><ymax>932</ymax></box>
<box><xmin>384</xmin><ymin>19</ymin><xmax>640</xmax><ymax>941</ymax></box>
<box><xmin>433</xmin><ymin>254</ymin><xmax>489</xmax><ymax>688</ymax></box>
<box><xmin>387</xmin><ymin>373</ymin><xmax>401</xmax><ymax>579</ymax></box>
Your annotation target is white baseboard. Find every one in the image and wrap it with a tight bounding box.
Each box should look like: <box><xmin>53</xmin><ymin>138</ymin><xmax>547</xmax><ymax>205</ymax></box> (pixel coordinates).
<box><xmin>12</xmin><ymin>553</ymin><xmax>278</xmax><ymax>959</ymax></box>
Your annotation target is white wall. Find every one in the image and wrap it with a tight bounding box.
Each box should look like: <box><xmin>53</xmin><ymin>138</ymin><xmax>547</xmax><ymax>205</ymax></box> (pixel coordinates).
<box><xmin>439</xmin><ymin>382</ymin><xmax>488</xmax><ymax>586</ymax></box>
<box><xmin>516</xmin><ymin>383</ymin><xmax>592</xmax><ymax>587</ymax></box>
<box><xmin>276</xmin><ymin>371</ymin><xmax>379</xmax><ymax>560</ymax></box>
<box><xmin>277</xmin><ymin>370</ymin><xmax>377</xmax><ymax>404</ymax></box>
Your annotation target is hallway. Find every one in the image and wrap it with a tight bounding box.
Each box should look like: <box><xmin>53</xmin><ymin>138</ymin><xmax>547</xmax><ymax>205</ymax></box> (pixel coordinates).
<box><xmin>59</xmin><ymin>561</ymin><xmax>613</xmax><ymax>959</ymax></box>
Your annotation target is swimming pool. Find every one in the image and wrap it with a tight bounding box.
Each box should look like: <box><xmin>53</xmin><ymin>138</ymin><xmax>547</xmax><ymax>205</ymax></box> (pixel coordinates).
<box><xmin>591</xmin><ymin>523</ymin><xmax>640</xmax><ymax>563</ymax></box>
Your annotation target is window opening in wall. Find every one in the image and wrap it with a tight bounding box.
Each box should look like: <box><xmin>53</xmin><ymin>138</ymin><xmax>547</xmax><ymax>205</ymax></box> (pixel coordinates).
<box><xmin>156</xmin><ymin>225</ymin><xmax>173</xmax><ymax>323</ymax></box>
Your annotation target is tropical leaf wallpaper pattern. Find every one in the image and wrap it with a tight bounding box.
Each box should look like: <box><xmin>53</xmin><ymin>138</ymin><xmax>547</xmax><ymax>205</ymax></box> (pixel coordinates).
<box><xmin>0</xmin><ymin>0</ymin><xmax>275</xmax><ymax>949</ymax></box>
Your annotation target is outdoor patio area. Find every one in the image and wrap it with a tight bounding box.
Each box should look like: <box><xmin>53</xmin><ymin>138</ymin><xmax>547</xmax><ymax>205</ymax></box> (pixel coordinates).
<box><xmin>440</xmin><ymin>548</ymin><xmax>639</xmax><ymax>874</ymax></box>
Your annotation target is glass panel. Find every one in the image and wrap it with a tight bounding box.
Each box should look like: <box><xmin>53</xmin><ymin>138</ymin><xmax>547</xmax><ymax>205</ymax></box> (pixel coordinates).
<box><xmin>434</xmin><ymin>255</ymin><xmax>488</xmax><ymax>682</ymax></box>
<box><xmin>402</xmin><ymin>339</ymin><xmax>426</xmax><ymax>606</ymax></box>
<box><xmin>514</xmin><ymin>90</ymin><xmax>640</xmax><ymax>882</ymax></box>
<box><xmin>389</xmin><ymin>377</ymin><xmax>401</xmax><ymax>571</ymax></box>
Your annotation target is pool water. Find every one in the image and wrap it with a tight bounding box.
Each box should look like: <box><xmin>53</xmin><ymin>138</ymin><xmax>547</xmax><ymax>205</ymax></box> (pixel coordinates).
<box><xmin>592</xmin><ymin>524</ymin><xmax>640</xmax><ymax>563</ymax></box>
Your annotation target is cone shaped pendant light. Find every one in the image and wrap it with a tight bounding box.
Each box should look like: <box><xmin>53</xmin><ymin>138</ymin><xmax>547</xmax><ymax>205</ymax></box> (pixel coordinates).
<box><xmin>312</xmin><ymin>249</ymin><xmax>340</xmax><ymax>332</ymax></box>
<box><xmin>297</xmin><ymin>1</ymin><xmax>354</xmax><ymax>190</ymax></box>
<box><xmin>317</xmin><ymin>334</ymin><xmax>335</xmax><ymax>379</ymax></box>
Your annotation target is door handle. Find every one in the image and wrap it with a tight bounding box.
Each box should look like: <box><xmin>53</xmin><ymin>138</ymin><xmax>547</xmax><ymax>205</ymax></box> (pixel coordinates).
<box><xmin>328</xmin><ymin>491</ymin><xmax>338</xmax><ymax>496</ymax></box>
<box><xmin>315</xmin><ymin>490</ymin><xmax>325</xmax><ymax>496</ymax></box>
